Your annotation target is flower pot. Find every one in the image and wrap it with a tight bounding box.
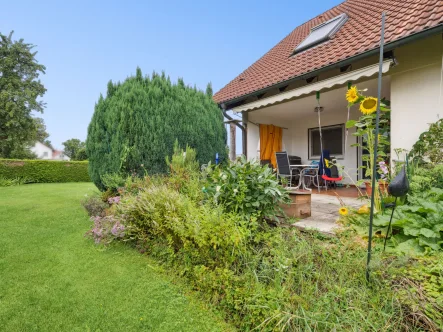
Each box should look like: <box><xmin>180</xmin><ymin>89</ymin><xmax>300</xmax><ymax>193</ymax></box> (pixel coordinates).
<box><xmin>365</xmin><ymin>181</ymin><xmax>388</xmax><ymax>196</ymax></box>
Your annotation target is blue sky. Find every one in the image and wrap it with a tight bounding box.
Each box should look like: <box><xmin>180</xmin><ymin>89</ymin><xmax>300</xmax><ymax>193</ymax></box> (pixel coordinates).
<box><xmin>0</xmin><ymin>0</ymin><xmax>342</xmax><ymax>150</ymax></box>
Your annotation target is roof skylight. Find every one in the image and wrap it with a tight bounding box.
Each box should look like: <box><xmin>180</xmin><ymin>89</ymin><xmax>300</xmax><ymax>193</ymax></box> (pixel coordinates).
<box><xmin>293</xmin><ymin>13</ymin><xmax>348</xmax><ymax>54</ymax></box>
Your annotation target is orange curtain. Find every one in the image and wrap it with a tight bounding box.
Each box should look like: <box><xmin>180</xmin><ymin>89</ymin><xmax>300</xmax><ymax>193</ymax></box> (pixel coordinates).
<box><xmin>259</xmin><ymin>124</ymin><xmax>283</xmax><ymax>168</ymax></box>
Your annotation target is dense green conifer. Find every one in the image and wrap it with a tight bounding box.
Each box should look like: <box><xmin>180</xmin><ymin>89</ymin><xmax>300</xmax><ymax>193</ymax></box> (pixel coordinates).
<box><xmin>86</xmin><ymin>68</ymin><xmax>227</xmax><ymax>189</ymax></box>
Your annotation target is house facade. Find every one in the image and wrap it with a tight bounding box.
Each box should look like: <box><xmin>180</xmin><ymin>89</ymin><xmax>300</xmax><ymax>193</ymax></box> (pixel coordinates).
<box><xmin>30</xmin><ymin>142</ymin><xmax>71</xmax><ymax>161</ymax></box>
<box><xmin>214</xmin><ymin>0</ymin><xmax>443</xmax><ymax>183</ymax></box>
<box><xmin>31</xmin><ymin>141</ymin><xmax>54</xmax><ymax>160</ymax></box>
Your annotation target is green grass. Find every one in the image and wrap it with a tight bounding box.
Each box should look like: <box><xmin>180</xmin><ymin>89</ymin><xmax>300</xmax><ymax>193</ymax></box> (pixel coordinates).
<box><xmin>0</xmin><ymin>183</ymin><xmax>232</xmax><ymax>332</ymax></box>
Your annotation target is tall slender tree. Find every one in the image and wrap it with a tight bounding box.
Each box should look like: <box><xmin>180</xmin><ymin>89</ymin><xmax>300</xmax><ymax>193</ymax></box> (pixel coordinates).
<box><xmin>0</xmin><ymin>31</ymin><xmax>46</xmax><ymax>158</ymax></box>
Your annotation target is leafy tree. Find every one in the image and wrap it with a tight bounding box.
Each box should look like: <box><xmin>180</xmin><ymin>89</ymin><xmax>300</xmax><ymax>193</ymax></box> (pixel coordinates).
<box><xmin>0</xmin><ymin>31</ymin><xmax>46</xmax><ymax>158</ymax></box>
<box><xmin>75</xmin><ymin>147</ymin><xmax>87</xmax><ymax>161</ymax></box>
<box><xmin>62</xmin><ymin>138</ymin><xmax>86</xmax><ymax>160</ymax></box>
<box><xmin>33</xmin><ymin>117</ymin><xmax>52</xmax><ymax>148</ymax></box>
<box><xmin>86</xmin><ymin>68</ymin><xmax>227</xmax><ymax>190</ymax></box>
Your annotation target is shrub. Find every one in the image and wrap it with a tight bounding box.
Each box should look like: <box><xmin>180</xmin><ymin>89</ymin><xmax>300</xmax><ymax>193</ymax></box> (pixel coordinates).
<box><xmin>410</xmin><ymin>118</ymin><xmax>443</xmax><ymax>164</ymax></box>
<box><xmin>86</xmin><ymin>215</ymin><xmax>126</xmax><ymax>244</ymax></box>
<box><xmin>203</xmin><ymin>157</ymin><xmax>290</xmax><ymax>221</ymax></box>
<box><xmin>81</xmin><ymin>194</ymin><xmax>109</xmax><ymax>217</ymax></box>
<box><xmin>374</xmin><ymin>187</ymin><xmax>443</xmax><ymax>254</ymax></box>
<box><xmin>0</xmin><ymin>159</ymin><xmax>90</xmax><ymax>183</ymax></box>
<box><xmin>100</xmin><ymin>173</ymin><xmax>126</xmax><ymax>193</ymax></box>
<box><xmin>0</xmin><ymin>176</ymin><xmax>31</xmax><ymax>187</ymax></box>
<box><xmin>111</xmin><ymin>182</ymin><xmax>407</xmax><ymax>330</ymax></box>
<box><xmin>86</xmin><ymin>69</ymin><xmax>227</xmax><ymax>190</ymax></box>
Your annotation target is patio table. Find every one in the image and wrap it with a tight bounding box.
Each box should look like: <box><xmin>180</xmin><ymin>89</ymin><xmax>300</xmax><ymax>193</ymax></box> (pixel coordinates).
<box><xmin>290</xmin><ymin>164</ymin><xmax>319</xmax><ymax>191</ymax></box>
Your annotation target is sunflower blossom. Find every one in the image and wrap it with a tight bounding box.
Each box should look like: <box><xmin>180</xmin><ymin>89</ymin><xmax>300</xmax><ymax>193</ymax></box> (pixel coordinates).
<box><xmin>360</xmin><ymin>97</ymin><xmax>378</xmax><ymax>115</ymax></box>
<box><xmin>339</xmin><ymin>207</ymin><xmax>349</xmax><ymax>216</ymax></box>
<box><xmin>346</xmin><ymin>86</ymin><xmax>359</xmax><ymax>103</ymax></box>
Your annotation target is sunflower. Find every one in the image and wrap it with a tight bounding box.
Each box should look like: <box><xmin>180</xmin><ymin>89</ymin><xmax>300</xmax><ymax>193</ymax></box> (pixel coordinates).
<box><xmin>360</xmin><ymin>97</ymin><xmax>378</xmax><ymax>115</ymax></box>
<box><xmin>339</xmin><ymin>207</ymin><xmax>349</xmax><ymax>216</ymax></box>
<box><xmin>346</xmin><ymin>86</ymin><xmax>359</xmax><ymax>103</ymax></box>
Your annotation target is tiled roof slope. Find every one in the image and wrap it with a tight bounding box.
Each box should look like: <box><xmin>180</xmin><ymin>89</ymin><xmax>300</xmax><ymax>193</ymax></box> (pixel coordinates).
<box><xmin>213</xmin><ymin>0</ymin><xmax>443</xmax><ymax>104</ymax></box>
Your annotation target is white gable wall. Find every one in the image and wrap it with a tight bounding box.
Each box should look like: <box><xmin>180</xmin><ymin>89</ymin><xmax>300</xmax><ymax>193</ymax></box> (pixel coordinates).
<box><xmin>389</xmin><ymin>34</ymin><xmax>443</xmax><ymax>162</ymax></box>
<box><xmin>31</xmin><ymin>142</ymin><xmax>53</xmax><ymax>159</ymax></box>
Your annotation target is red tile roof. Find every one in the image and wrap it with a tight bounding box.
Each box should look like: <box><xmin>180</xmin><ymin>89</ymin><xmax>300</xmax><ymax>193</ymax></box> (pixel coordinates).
<box><xmin>213</xmin><ymin>0</ymin><xmax>443</xmax><ymax>104</ymax></box>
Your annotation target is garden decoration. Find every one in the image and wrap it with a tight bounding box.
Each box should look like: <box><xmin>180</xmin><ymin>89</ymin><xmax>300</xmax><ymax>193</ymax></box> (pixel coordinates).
<box><xmin>383</xmin><ymin>164</ymin><xmax>410</xmax><ymax>251</ymax></box>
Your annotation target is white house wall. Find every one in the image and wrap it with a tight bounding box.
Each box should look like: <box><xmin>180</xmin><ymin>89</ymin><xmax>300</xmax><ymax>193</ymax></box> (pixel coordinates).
<box><xmin>31</xmin><ymin>142</ymin><xmax>53</xmax><ymax>160</ymax></box>
<box><xmin>390</xmin><ymin>34</ymin><xmax>443</xmax><ymax>162</ymax></box>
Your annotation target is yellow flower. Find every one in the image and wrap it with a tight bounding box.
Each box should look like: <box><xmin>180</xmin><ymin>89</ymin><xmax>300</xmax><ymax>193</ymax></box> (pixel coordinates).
<box><xmin>357</xmin><ymin>205</ymin><xmax>370</xmax><ymax>214</ymax></box>
<box><xmin>339</xmin><ymin>207</ymin><xmax>349</xmax><ymax>216</ymax></box>
<box><xmin>360</xmin><ymin>97</ymin><xmax>378</xmax><ymax>115</ymax></box>
<box><xmin>324</xmin><ymin>159</ymin><xmax>330</xmax><ymax>168</ymax></box>
<box><xmin>346</xmin><ymin>86</ymin><xmax>359</xmax><ymax>103</ymax></box>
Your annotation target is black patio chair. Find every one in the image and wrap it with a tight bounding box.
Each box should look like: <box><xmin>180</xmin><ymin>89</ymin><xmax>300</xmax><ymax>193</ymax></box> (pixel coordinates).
<box><xmin>275</xmin><ymin>152</ymin><xmax>300</xmax><ymax>187</ymax></box>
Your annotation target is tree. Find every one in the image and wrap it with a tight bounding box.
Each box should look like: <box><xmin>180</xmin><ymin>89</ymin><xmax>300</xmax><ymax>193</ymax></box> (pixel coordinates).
<box><xmin>62</xmin><ymin>138</ymin><xmax>86</xmax><ymax>160</ymax></box>
<box><xmin>33</xmin><ymin>117</ymin><xmax>52</xmax><ymax>148</ymax></box>
<box><xmin>86</xmin><ymin>68</ymin><xmax>227</xmax><ymax>190</ymax></box>
<box><xmin>0</xmin><ymin>31</ymin><xmax>46</xmax><ymax>158</ymax></box>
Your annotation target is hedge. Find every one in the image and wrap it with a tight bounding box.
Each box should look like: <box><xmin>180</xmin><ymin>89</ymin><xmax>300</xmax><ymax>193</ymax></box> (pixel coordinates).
<box><xmin>0</xmin><ymin>159</ymin><xmax>90</xmax><ymax>183</ymax></box>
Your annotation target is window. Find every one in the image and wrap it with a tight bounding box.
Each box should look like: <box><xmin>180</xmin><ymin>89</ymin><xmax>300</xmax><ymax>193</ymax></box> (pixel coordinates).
<box><xmin>308</xmin><ymin>124</ymin><xmax>344</xmax><ymax>159</ymax></box>
<box><xmin>293</xmin><ymin>14</ymin><xmax>348</xmax><ymax>54</ymax></box>
<box><xmin>43</xmin><ymin>151</ymin><xmax>48</xmax><ymax>158</ymax></box>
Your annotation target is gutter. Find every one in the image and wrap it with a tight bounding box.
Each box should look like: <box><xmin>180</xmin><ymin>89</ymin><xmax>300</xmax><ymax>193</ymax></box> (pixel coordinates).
<box><xmin>219</xmin><ymin>24</ymin><xmax>443</xmax><ymax>109</ymax></box>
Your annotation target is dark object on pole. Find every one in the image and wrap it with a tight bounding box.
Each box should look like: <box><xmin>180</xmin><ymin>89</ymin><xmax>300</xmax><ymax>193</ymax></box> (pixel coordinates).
<box><xmin>388</xmin><ymin>166</ymin><xmax>409</xmax><ymax>197</ymax></box>
<box><xmin>366</xmin><ymin>12</ymin><xmax>386</xmax><ymax>283</ymax></box>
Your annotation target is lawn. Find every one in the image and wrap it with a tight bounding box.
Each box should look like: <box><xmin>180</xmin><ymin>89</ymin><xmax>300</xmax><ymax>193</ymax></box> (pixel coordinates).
<box><xmin>0</xmin><ymin>183</ymin><xmax>231</xmax><ymax>332</ymax></box>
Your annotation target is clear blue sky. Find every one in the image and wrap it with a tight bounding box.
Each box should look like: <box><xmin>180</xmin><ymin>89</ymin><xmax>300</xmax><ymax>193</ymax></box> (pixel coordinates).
<box><xmin>0</xmin><ymin>0</ymin><xmax>342</xmax><ymax>150</ymax></box>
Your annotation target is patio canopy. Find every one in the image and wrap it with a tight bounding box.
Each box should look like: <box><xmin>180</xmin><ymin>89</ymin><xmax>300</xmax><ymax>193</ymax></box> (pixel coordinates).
<box><xmin>233</xmin><ymin>59</ymin><xmax>393</xmax><ymax>113</ymax></box>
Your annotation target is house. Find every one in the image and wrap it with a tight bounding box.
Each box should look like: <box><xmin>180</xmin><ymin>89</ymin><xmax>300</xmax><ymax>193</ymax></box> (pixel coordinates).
<box><xmin>214</xmin><ymin>0</ymin><xmax>443</xmax><ymax>184</ymax></box>
<box><xmin>30</xmin><ymin>142</ymin><xmax>71</xmax><ymax>161</ymax></box>
<box><xmin>31</xmin><ymin>141</ymin><xmax>54</xmax><ymax>160</ymax></box>
<box><xmin>52</xmin><ymin>150</ymin><xmax>70</xmax><ymax>161</ymax></box>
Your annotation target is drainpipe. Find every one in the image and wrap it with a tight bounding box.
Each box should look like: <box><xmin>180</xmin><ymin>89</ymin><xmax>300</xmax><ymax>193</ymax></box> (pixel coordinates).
<box><xmin>221</xmin><ymin>108</ymin><xmax>247</xmax><ymax>157</ymax></box>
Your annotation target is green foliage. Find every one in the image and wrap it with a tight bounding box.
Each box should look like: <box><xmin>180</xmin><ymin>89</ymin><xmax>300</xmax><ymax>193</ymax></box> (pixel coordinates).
<box><xmin>374</xmin><ymin>188</ymin><xmax>443</xmax><ymax>254</ymax></box>
<box><xmin>86</xmin><ymin>68</ymin><xmax>227</xmax><ymax>190</ymax></box>
<box><xmin>32</xmin><ymin>117</ymin><xmax>52</xmax><ymax>148</ymax></box>
<box><xmin>0</xmin><ymin>176</ymin><xmax>31</xmax><ymax>187</ymax></box>
<box><xmin>100</xmin><ymin>173</ymin><xmax>126</xmax><ymax>193</ymax></box>
<box><xmin>81</xmin><ymin>193</ymin><xmax>109</xmax><ymax>217</ymax></box>
<box><xmin>410</xmin><ymin>119</ymin><xmax>443</xmax><ymax>164</ymax></box>
<box><xmin>97</xmin><ymin>166</ymin><xmax>410</xmax><ymax>331</ymax></box>
<box><xmin>389</xmin><ymin>255</ymin><xmax>443</xmax><ymax>330</ymax></box>
<box><xmin>113</xmin><ymin>182</ymin><xmax>407</xmax><ymax>330</ymax></box>
<box><xmin>203</xmin><ymin>157</ymin><xmax>290</xmax><ymax>221</ymax></box>
<box><xmin>0</xmin><ymin>159</ymin><xmax>90</xmax><ymax>183</ymax></box>
<box><xmin>62</xmin><ymin>138</ymin><xmax>87</xmax><ymax>160</ymax></box>
<box><xmin>0</xmin><ymin>31</ymin><xmax>46</xmax><ymax>158</ymax></box>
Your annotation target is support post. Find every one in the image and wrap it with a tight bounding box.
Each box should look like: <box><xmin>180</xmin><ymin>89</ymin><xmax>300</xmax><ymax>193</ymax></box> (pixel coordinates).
<box><xmin>242</xmin><ymin>111</ymin><xmax>248</xmax><ymax>157</ymax></box>
<box><xmin>229</xmin><ymin>123</ymin><xmax>236</xmax><ymax>161</ymax></box>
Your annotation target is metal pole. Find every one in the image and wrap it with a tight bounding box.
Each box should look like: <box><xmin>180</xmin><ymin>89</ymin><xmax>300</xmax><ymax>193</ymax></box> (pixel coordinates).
<box><xmin>383</xmin><ymin>197</ymin><xmax>398</xmax><ymax>251</ymax></box>
<box><xmin>366</xmin><ymin>12</ymin><xmax>386</xmax><ymax>283</ymax></box>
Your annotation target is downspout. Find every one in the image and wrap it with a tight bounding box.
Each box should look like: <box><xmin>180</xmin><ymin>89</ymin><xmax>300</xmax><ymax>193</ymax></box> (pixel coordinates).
<box><xmin>221</xmin><ymin>108</ymin><xmax>247</xmax><ymax>156</ymax></box>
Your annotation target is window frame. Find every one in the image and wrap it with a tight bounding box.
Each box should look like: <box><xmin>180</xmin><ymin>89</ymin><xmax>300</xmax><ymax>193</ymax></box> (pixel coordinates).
<box><xmin>308</xmin><ymin>123</ymin><xmax>345</xmax><ymax>160</ymax></box>
<box><xmin>293</xmin><ymin>13</ymin><xmax>348</xmax><ymax>54</ymax></box>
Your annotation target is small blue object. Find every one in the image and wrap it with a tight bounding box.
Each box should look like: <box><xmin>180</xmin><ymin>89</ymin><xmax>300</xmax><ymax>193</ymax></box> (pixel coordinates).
<box><xmin>215</xmin><ymin>153</ymin><xmax>219</xmax><ymax>165</ymax></box>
